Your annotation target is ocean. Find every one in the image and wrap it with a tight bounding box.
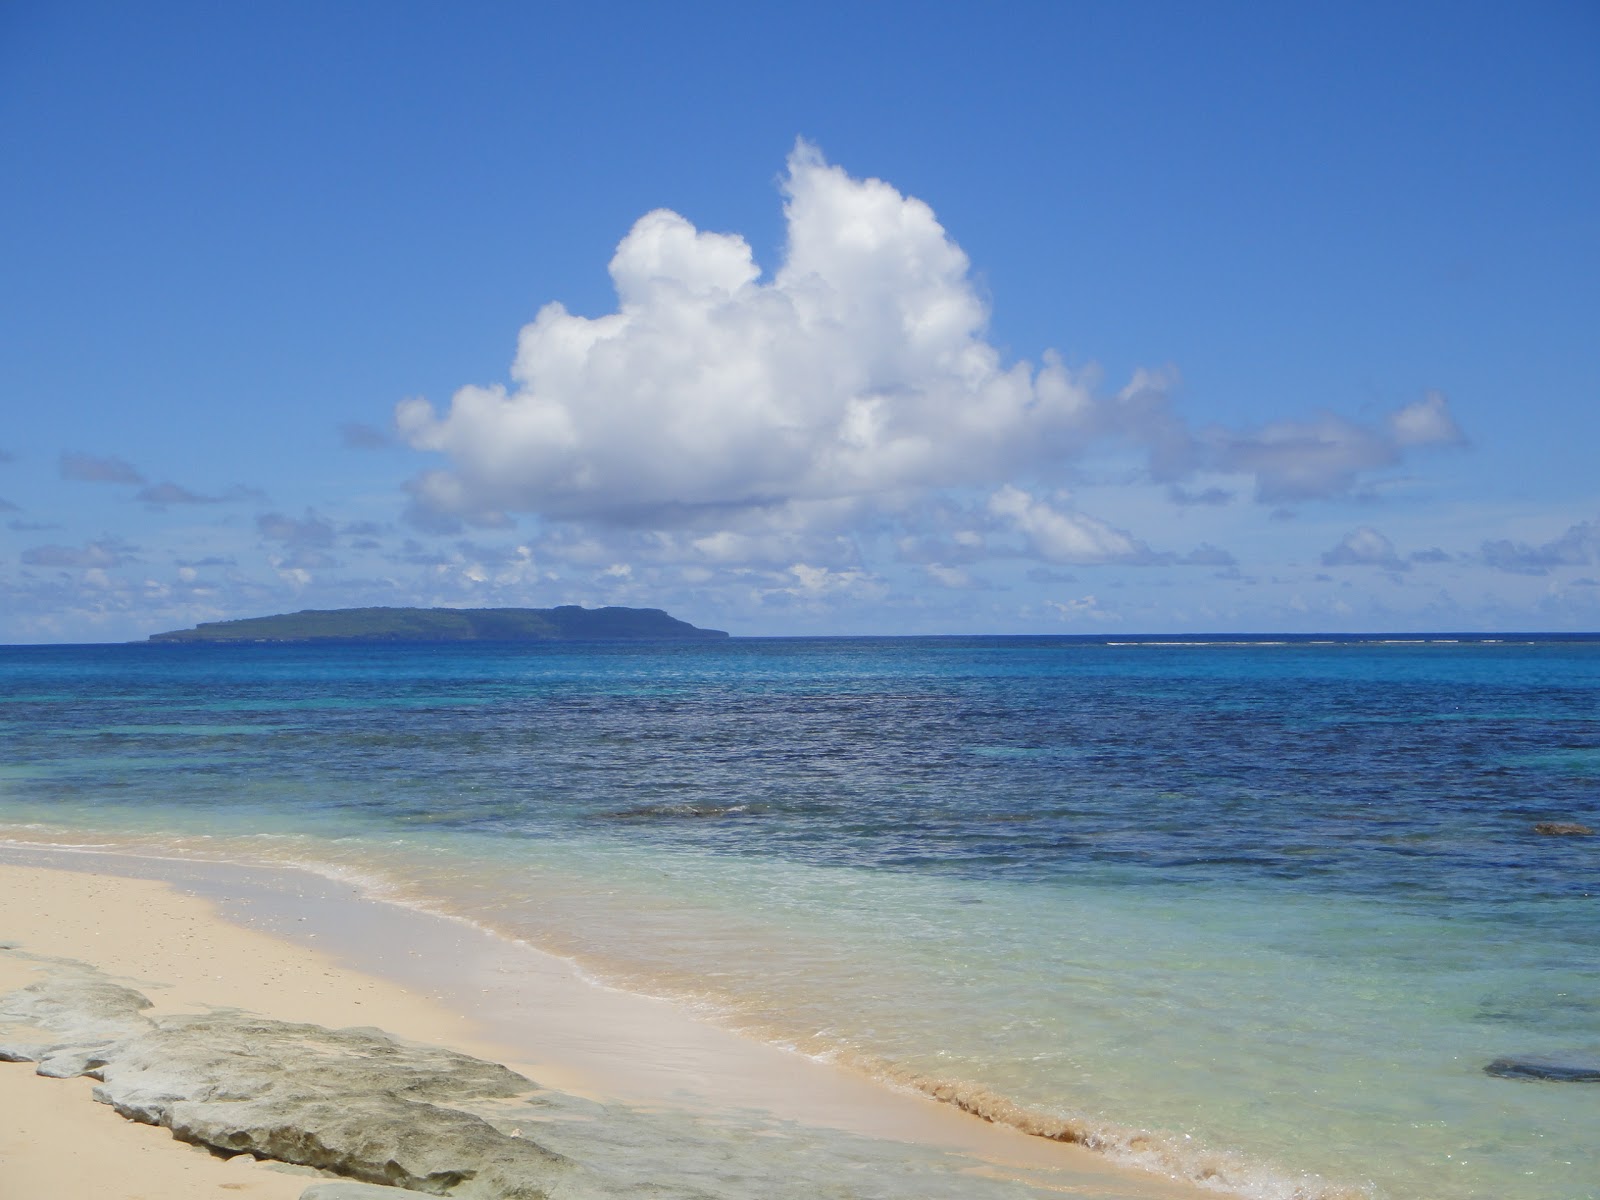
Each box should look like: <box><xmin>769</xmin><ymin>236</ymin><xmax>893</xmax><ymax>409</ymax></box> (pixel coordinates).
<box><xmin>1</xmin><ymin>635</ymin><xmax>1596</xmax><ymax>1199</ymax></box>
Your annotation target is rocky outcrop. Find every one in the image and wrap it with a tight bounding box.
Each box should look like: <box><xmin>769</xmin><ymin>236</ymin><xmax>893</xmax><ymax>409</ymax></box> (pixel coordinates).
<box><xmin>0</xmin><ymin>955</ymin><xmax>712</xmax><ymax>1199</ymax></box>
<box><xmin>1532</xmin><ymin>821</ymin><xmax>1594</xmax><ymax>836</ymax></box>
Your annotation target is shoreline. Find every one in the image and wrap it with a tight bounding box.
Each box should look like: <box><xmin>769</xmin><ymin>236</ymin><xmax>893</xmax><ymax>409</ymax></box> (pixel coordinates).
<box><xmin>0</xmin><ymin>845</ymin><xmax>1207</xmax><ymax>1200</ymax></box>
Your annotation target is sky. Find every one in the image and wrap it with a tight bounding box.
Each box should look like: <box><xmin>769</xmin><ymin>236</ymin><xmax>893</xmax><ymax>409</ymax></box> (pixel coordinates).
<box><xmin>1</xmin><ymin>1</ymin><xmax>1597</xmax><ymax>642</ymax></box>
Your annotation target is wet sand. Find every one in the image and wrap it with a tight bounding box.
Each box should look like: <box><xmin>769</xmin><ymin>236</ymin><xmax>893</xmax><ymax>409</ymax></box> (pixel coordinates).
<box><xmin>0</xmin><ymin>847</ymin><xmax>1207</xmax><ymax>1200</ymax></box>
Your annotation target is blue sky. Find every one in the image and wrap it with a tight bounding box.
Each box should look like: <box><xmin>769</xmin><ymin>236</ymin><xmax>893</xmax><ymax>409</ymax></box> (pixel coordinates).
<box><xmin>2</xmin><ymin>1</ymin><xmax>1596</xmax><ymax>642</ymax></box>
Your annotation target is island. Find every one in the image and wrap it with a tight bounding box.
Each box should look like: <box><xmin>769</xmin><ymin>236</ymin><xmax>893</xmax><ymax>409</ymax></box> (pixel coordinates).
<box><xmin>146</xmin><ymin>605</ymin><xmax>730</xmax><ymax>643</ymax></box>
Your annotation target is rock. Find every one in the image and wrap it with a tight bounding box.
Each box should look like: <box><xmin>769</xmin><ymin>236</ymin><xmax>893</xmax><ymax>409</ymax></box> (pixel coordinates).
<box><xmin>84</xmin><ymin>1013</ymin><xmax>591</xmax><ymax>1198</ymax></box>
<box><xmin>90</xmin><ymin>1010</ymin><xmax>538</xmax><ymax>1119</ymax></box>
<box><xmin>0</xmin><ymin>963</ymin><xmax>153</xmax><ymax>1032</ymax></box>
<box><xmin>163</xmin><ymin>1092</ymin><xmax>576</xmax><ymax>1198</ymax></box>
<box><xmin>1532</xmin><ymin>821</ymin><xmax>1594</xmax><ymax>836</ymax></box>
<box><xmin>0</xmin><ymin>955</ymin><xmax>714</xmax><ymax>1199</ymax></box>
<box><xmin>0</xmin><ymin>961</ymin><xmax>157</xmax><ymax>1070</ymax></box>
<box><xmin>1484</xmin><ymin>1055</ymin><xmax>1600</xmax><ymax>1082</ymax></box>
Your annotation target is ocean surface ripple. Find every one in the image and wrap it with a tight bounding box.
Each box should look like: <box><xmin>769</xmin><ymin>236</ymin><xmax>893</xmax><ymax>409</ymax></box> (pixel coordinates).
<box><xmin>2</xmin><ymin>635</ymin><xmax>1597</xmax><ymax>1200</ymax></box>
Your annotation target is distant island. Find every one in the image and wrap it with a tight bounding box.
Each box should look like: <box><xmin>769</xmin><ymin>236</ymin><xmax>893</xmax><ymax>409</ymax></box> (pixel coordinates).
<box><xmin>147</xmin><ymin>605</ymin><xmax>730</xmax><ymax>643</ymax></box>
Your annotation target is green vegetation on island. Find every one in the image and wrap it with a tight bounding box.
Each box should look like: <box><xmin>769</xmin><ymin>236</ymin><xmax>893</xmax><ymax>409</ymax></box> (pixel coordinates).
<box><xmin>147</xmin><ymin>605</ymin><xmax>729</xmax><ymax>644</ymax></box>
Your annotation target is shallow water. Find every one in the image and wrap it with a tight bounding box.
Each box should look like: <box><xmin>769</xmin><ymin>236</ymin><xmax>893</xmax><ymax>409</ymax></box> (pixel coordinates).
<box><xmin>2</xmin><ymin>636</ymin><xmax>1597</xmax><ymax>1199</ymax></box>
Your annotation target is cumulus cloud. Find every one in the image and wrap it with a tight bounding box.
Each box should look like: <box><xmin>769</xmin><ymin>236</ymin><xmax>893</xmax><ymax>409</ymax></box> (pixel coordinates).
<box><xmin>394</xmin><ymin>141</ymin><xmax>1469</xmax><ymax>576</ymax></box>
<box><xmin>60</xmin><ymin>452</ymin><xmax>145</xmax><ymax>485</ymax></box>
<box><xmin>1321</xmin><ymin>526</ymin><xmax>1408</xmax><ymax>571</ymax></box>
<box><xmin>1388</xmin><ymin>391</ymin><xmax>1466</xmax><ymax>448</ymax></box>
<box><xmin>988</xmin><ymin>485</ymin><xmax>1154</xmax><ymax>565</ymax></box>
<box><xmin>400</xmin><ymin>144</ymin><xmax>1290</xmax><ymax>534</ymax></box>
<box><xmin>1481</xmin><ymin>517</ymin><xmax>1600</xmax><ymax>575</ymax></box>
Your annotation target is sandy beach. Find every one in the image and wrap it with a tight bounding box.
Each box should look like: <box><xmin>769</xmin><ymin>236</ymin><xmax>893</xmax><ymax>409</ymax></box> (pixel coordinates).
<box><xmin>0</xmin><ymin>849</ymin><xmax>1207</xmax><ymax>1200</ymax></box>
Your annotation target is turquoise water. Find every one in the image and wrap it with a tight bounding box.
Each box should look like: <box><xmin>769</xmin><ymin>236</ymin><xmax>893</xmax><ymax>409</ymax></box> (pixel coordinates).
<box><xmin>1</xmin><ymin>636</ymin><xmax>1597</xmax><ymax>1198</ymax></box>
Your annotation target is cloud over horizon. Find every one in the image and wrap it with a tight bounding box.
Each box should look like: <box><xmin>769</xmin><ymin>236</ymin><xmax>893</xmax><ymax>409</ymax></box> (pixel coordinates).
<box><xmin>397</xmin><ymin>143</ymin><xmax>1465</xmax><ymax>548</ymax></box>
<box><xmin>1322</xmin><ymin>527</ymin><xmax>1409</xmax><ymax>572</ymax></box>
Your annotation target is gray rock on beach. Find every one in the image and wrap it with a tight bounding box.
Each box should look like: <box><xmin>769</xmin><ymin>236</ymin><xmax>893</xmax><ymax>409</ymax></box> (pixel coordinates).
<box><xmin>0</xmin><ymin>958</ymin><xmax>153</xmax><ymax>1069</ymax></box>
<box><xmin>0</xmin><ymin>954</ymin><xmax>715</xmax><ymax>1199</ymax></box>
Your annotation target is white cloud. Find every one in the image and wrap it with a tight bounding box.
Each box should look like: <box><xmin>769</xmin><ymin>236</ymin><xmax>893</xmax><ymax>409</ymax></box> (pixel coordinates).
<box><xmin>396</xmin><ymin>143</ymin><xmax>1175</xmax><ymax>531</ymax></box>
<box><xmin>765</xmin><ymin>563</ymin><xmax>886</xmax><ymax>605</ymax></box>
<box><xmin>399</xmin><ymin>143</ymin><xmax>1467</xmax><ymax>539</ymax></box>
<box><xmin>1388</xmin><ymin>390</ymin><xmax>1466</xmax><ymax>448</ymax></box>
<box><xmin>1321</xmin><ymin>526</ymin><xmax>1408</xmax><ymax>571</ymax></box>
<box><xmin>987</xmin><ymin>485</ymin><xmax>1153</xmax><ymax>564</ymax></box>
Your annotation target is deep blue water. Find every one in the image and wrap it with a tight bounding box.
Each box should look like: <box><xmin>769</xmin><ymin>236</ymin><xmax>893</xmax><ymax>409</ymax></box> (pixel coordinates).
<box><xmin>2</xmin><ymin>634</ymin><xmax>1597</xmax><ymax>1199</ymax></box>
<box><xmin>6</xmin><ymin>636</ymin><xmax>1596</xmax><ymax>900</ymax></box>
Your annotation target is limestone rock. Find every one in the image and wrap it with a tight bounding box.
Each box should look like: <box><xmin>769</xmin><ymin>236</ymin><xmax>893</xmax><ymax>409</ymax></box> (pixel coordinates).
<box><xmin>90</xmin><ymin>1010</ymin><xmax>537</xmax><ymax>1120</ymax></box>
<box><xmin>163</xmin><ymin>1092</ymin><xmax>574</xmax><ymax>1197</ymax></box>
<box><xmin>0</xmin><ymin>960</ymin><xmax>155</xmax><ymax>1068</ymax></box>
<box><xmin>0</xmin><ymin>955</ymin><xmax>711</xmax><ymax>1199</ymax></box>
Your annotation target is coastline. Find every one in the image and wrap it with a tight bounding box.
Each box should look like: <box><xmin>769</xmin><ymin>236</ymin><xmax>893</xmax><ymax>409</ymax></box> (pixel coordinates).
<box><xmin>0</xmin><ymin>847</ymin><xmax>1207</xmax><ymax>1200</ymax></box>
